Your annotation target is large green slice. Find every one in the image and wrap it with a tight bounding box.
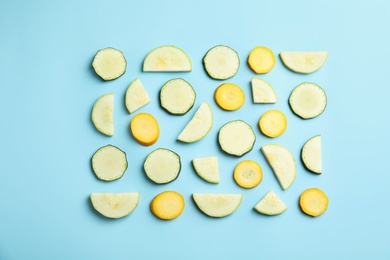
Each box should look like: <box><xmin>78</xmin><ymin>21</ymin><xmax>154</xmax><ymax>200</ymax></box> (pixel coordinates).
<box><xmin>280</xmin><ymin>51</ymin><xmax>328</xmax><ymax>74</ymax></box>
<box><xmin>143</xmin><ymin>45</ymin><xmax>192</xmax><ymax>72</ymax></box>
<box><xmin>218</xmin><ymin>120</ymin><xmax>256</xmax><ymax>156</ymax></box>
<box><xmin>90</xmin><ymin>192</ymin><xmax>140</xmax><ymax>219</ymax></box>
<box><xmin>92</xmin><ymin>47</ymin><xmax>126</xmax><ymax>80</ymax></box>
<box><xmin>91</xmin><ymin>145</ymin><xmax>128</xmax><ymax>181</ymax></box>
<box><xmin>192</xmin><ymin>193</ymin><xmax>243</xmax><ymax>217</ymax></box>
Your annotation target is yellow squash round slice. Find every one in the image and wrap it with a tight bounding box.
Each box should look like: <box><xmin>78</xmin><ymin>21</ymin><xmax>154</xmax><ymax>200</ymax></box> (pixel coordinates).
<box><xmin>92</xmin><ymin>47</ymin><xmax>126</xmax><ymax>80</ymax></box>
<box><xmin>234</xmin><ymin>160</ymin><xmax>262</xmax><ymax>189</ymax></box>
<box><xmin>248</xmin><ymin>46</ymin><xmax>275</xmax><ymax>74</ymax></box>
<box><xmin>299</xmin><ymin>188</ymin><xmax>329</xmax><ymax>217</ymax></box>
<box><xmin>259</xmin><ymin>110</ymin><xmax>287</xmax><ymax>138</ymax></box>
<box><xmin>130</xmin><ymin>113</ymin><xmax>159</xmax><ymax>146</ymax></box>
<box><xmin>150</xmin><ymin>191</ymin><xmax>185</xmax><ymax>220</ymax></box>
<box><xmin>214</xmin><ymin>83</ymin><xmax>245</xmax><ymax>111</ymax></box>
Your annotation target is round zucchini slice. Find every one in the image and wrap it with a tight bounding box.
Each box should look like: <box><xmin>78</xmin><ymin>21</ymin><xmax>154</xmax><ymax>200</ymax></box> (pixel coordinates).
<box><xmin>92</xmin><ymin>47</ymin><xmax>126</xmax><ymax>80</ymax></box>
<box><xmin>91</xmin><ymin>145</ymin><xmax>128</xmax><ymax>181</ymax></box>
<box><xmin>144</xmin><ymin>148</ymin><xmax>181</xmax><ymax>184</ymax></box>
<box><xmin>160</xmin><ymin>78</ymin><xmax>196</xmax><ymax>115</ymax></box>
<box><xmin>203</xmin><ymin>45</ymin><xmax>240</xmax><ymax>80</ymax></box>
<box><xmin>218</xmin><ymin>120</ymin><xmax>256</xmax><ymax>156</ymax></box>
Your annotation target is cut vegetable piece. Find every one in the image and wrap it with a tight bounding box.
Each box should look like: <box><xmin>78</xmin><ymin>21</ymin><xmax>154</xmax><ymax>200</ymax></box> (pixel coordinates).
<box><xmin>177</xmin><ymin>101</ymin><xmax>213</xmax><ymax>143</ymax></box>
<box><xmin>90</xmin><ymin>192</ymin><xmax>140</xmax><ymax>219</ymax></box>
<box><xmin>160</xmin><ymin>78</ymin><xmax>196</xmax><ymax>115</ymax></box>
<box><xmin>218</xmin><ymin>120</ymin><xmax>255</xmax><ymax>156</ymax></box>
<box><xmin>91</xmin><ymin>145</ymin><xmax>128</xmax><ymax>181</ymax></box>
<box><xmin>248</xmin><ymin>46</ymin><xmax>275</xmax><ymax>74</ymax></box>
<box><xmin>92</xmin><ymin>93</ymin><xmax>114</xmax><ymax>136</ymax></box>
<box><xmin>92</xmin><ymin>47</ymin><xmax>126</xmax><ymax>80</ymax></box>
<box><xmin>192</xmin><ymin>156</ymin><xmax>219</xmax><ymax>184</ymax></box>
<box><xmin>130</xmin><ymin>113</ymin><xmax>159</xmax><ymax>146</ymax></box>
<box><xmin>302</xmin><ymin>135</ymin><xmax>322</xmax><ymax>174</ymax></box>
<box><xmin>125</xmin><ymin>78</ymin><xmax>151</xmax><ymax>113</ymax></box>
<box><xmin>214</xmin><ymin>83</ymin><xmax>245</xmax><ymax>111</ymax></box>
<box><xmin>289</xmin><ymin>82</ymin><xmax>327</xmax><ymax>119</ymax></box>
<box><xmin>150</xmin><ymin>191</ymin><xmax>185</xmax><ymax>220</ymax></box>
<box><xmin>261</xmin><ymin>144</ymin><xmax>296</xmax><ymax>190</ymax></box>
<box><xmin>143</xmin><ymin>46</ymin><xmax>191</xmax><ymax>72</ymax></box>
<box><xmin>203</xmin><ymin>45</ymin><xmax>240</xmax><ymax>80</ymax></box>
<box><xmin>251</xmin><ymin>78</ymin><xmax>277</xmax><ymax>103</ymax></box>
<box><xmin>254</xmin><ymin>190</ymin><xmax>287</xmax><ymax>215</ymax></box>
<box><xmin>299</xmin><ymin>188</ymin><xmax>328</xmax><ymax>217</ymax></box>
<box><xmin>280</xmin><ymin>51</ymin><xmax>328</xmax><ymax>74</ymax></box>
<box><xmin>259</xmin><ymin>110</ymin><xmax>287</xmax><ymax>138</ymax></box>
<box><xmin>144</xmin><ymin>148</ymin><xmax>181</xmax><ymax>184</ymax></box>
<box><xmin>234</xmin><ymin>160</ymin><xmax>262</xmax><ymax>189</ymax></box>
<box><xmin>192</xmin><ymin>194</ymin><xmax>243</xmax><ymax>218</ymax></box>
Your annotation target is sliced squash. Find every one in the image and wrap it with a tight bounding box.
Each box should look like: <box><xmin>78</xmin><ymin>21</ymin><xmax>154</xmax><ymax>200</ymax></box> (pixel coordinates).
<box><xmin>302</xmin><ymin>135</ymin><xmax>322</xmax><ymax>174</ymax></box>
<box><xmin>150</xmin><ymin>191</ymin><xmax>185</xmax><ymax>220</ymax></box>
<box><xmin>251</xmin><ymin>78</ymin><xmax>277</xmax><ymax>103</ymax></box>
<box><xmin>144</xmin><ymin>148</ymin><xmax>181</xmax><ymax>184</ymax></box>
<box><xmin>192</xmin><ymin>156</ymin><xmax>219</xmax><ymax>184</ymax></box>
<box><xmin>258</xmin><ymin>110</ymin><xmax>287</xmax><ymax>138</ymax></box>
<box><xmin>192</xmin><ymin>193</ymin><xmax>243</xmax><ymax>218</ymax></box>
<box><xmin>203</xmin><ymin>45</ymin><xmax>240</xmax><ymax>80</ymax></box>
<box><xmin>130</xmin><ymin>113</ymin><xmax>159</xmax><ymax>146</ymax></box>
<box><xmin>254</xmin><ymin>190</ymin><xmax>287</xmax><ymax>215</ymax></box>
<box><xmin>218</xmin><ymin>120</ymin><xmax>256</xmax><ymax>156</ymax></box>
<box><xmin>92</xmin><ymin>93</ymin><xmax>114</xmax><ymax>136</ymax></box>
<box><xmin>125</xmin><ymin>78</ymin><xmax>151</xmax><ymax>113</ymax></box>
<box><xmin>233</xmin><ymin>160</ymin><xmax>262</xmax><ymax>189</ymax></box>
<box><xmin>299</xmin><ymin>188</ymin><xmax>329</xmax><ymax>217</ymax></box>
<box><xmin>91</xmin><ymin>145</ymin><xmax>128</xmax><ymax>181</ymax></box>
<box><xmin>280</xmin><ymin>51</ymin><xmax>328</xmax><ymax>74</ymax></box>
<box><xmin>248</xmin><ymin>46</ymin><xmax>275</xmax><ymax>74</ymax></box>
<box><xmin>214</xmin><ymin>83</ymin><xmax>245</xmax><ymax>111</ymax></box>
<box><xmin>92</xmin><ymin>47</ymin><xmax>126</xmax><ymax>80</ymax></box>
<box><xmin>90</xmin><ymin>192</ymin><xmax>140</xmax><ymax>219</ymax></box>
<box><xmin>160</xmin><ymin>78</ymin><xmax>196</xmax><ymax>115</ymax></box>
<box><xmin>143</xmin><ymin>46</ymin><xmax>191</xmax><ymax>72</ymax></box>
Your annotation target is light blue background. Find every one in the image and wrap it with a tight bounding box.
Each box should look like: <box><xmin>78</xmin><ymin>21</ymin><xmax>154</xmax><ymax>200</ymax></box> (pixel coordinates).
<box><xmin>1</xmin><ymin>0</ymin><xmax>389</xmax><ymax>259</ymax></box>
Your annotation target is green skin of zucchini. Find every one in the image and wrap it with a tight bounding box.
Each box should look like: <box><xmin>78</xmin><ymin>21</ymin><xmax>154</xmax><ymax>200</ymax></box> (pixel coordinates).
<box><xmin>202</xmin><ymin>45</ymin><xmax>240</xmax><ymax>80</ymax></box>
<box><xmin>143</xmin><ymin>148</ymin><xmax>181</xmax><ymax>184</ymax></box>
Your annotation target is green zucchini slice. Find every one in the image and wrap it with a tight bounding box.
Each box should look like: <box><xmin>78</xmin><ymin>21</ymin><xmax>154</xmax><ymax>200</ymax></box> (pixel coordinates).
<box><xmin>218</xmin><ymin>120</ymin><xmax>256</xmax><ymax>156</ymax></box>
<box><xmin>90</xmin><ymin>192</ymin><xmax>140</xmax><ymax>219</ymax></box>
<box><xmin>91</xmin><ymin>145</ymin><xmax>128</xmax><ymax>181</ymax></box>
<box><xmin>192</xmin><ymin>193</ymin><xmax>243</xmax><ymax>218</ymax></box>
<box><xmin>302</xmin><ymin>135</ymin><xmax>322</xmax><ymax>174</ymax></box>
<box><xmin>143</xmin><ymin>45</ymin><xmax>192</xmax><ymax>72</ymax></box>
<box><xmin>92</xmin><ymin>47</ymin><xmax>126</xmax><ymax>80</ymax></box>
<box><xmin>144</xmin><ymin>148</ymin><xmax>181</xmax><ymax>184</ymax></box>
<box><xmin>125</xmin><ymin>78</ymin><xmax>151</xmax><ymax>113</ymax></box>
<box><xmin>280</xmin><ymin>51</ymin><xmax>328</xmax><ymax>74</ymax></box>
<box><xmin>251</xmin><ymin>78</ymin><xmax>277</xmax><ymax>103</ymax></box>
<box><xmin>254</xmin><ymin>190</ymin><xmax>287</xmax><ymax>215</ymax></box>
<box><xmin>91</xmin><ymin>93</ymin><xmax>114</xmax><ymax>136</ymax></box>
<box><xmin>192</xmin><ymin>156</ymin><xmax>219</xmax><ymax>184</ymax></box>
<box><xmin>160</xmin><ymin>78</ymin><xmax>196</xmax><ymax>115</ymax></box>
<box><xmin>203</xmin><ymin>45</ymin><xmax>240</xmax><ymax>80</ymax></box>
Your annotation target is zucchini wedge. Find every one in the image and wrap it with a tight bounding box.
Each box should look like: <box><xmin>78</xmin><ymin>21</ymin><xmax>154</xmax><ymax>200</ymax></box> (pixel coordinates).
<box><xmin>91</xmin><ymin>93</ymin><xmax>114</xmax><ymax>136</ymax></box>
<box><xmin>302</xmin><ymin>135</ymin><xmax>322</xmax><ymax>174</ymax></box>
<box><xmin>144</xmin><ymin>148</ymin><xmax>181</xmax><ymax>184</ymax></box>
<box><xmin>92</xmin><ymin>47</ymin><xmax>126</xmax><ymax>80</ymax></box>
<box><xmin>192</xmin><ymin>156</ymin><xmax>219</xmax><ymax>184</ymax></box>
<box><xmin>251</xmin><ymin>78</ymin><xmax>277</xmax><ymax>103</ymax></box>
<box><xmin>90</xmin><ymin>192</ymin><xmax>140</xmax><ymax>219</ymax></box>
<box><xmin>203</xmin><ymin>45</ymin><xmax>240</xmax><ymax>80</ymax></box>
<box><xmin>143</xmin><ymin>45</ymin><xmax>192</xmax><ymax>72</ymax></box>
<box><xmin>192</xmin><ymin>193</ymin><xmax>243</xmax><ymax>218</ymax></box>
<box><xmin>261</xmin><ymin>144</ymin><xmax>296</xmax><ymax>190</ymax></box>
<box><xmin>177</xmin><ymin>101</ymin><xmax>213</xmax><ymax>143</ymax></box>
<box><xmin>125</xmin><ymin>78</ymin><xmax>151</xmax><ymax>113</ymax></box>
<box><xmin>218</xmin><ymin>120</ymin><xmax>256</xmax><ymax>156</ymax></box>
<box><xmin>254</xmin><ymin>190</ymin><xmax>287</xmax><ymax>216</ymax></box>
<box><xmin>160</xmin><ymin>78</ymin><xmax>196</xmax><ymax>115</ymax></box>
<box><xmin>280</xmin><ymin>51</ymin><xmax>328</xmax><ymax>74</ymax></box>
<box><xmin>289</xmin><ymin>82</ymin><xmax>327</xmax><ymax>119</ymax></box>
<box><xmin>91</xmin><ymin>145</ymin><xmax>128</xmax><ymax>181</ymax></box>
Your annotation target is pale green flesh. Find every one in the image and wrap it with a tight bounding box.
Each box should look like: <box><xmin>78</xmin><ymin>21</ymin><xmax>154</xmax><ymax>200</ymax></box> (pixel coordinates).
<box><xmin>289</xmin><ymin>82</ymin><xmax>327</xmax><ymax>119</ymax></box>
<box><xmin>143</xmin><ymin>46</ymin><xmax>192</xmax><ymax>72</ymax></box>
<box><xmin>193</xmin><ymin>194</ymin><xmax>243</xmax><ymax>217</ymax></box>
<box><xmin>218</xmin><ymin>120</ymin><xmax>255</xmax><ymax>156</ymax></box>
<box><xmin>192</xmin><ymin>156</ymin><xmax>219</xmax><ymax>184</ymax></box>
<box><xmin>280</xmin><ymin>51</ymin><xmax>328</xmax><ymax>74</ymax></box>
<box><xmin>125</xmin><ymin>78</ymin><xmax>151</xmax><ymax>113</ymax></box>
<box><xmin>261</xmin><ymin>144</ymin><xmax>296</xmax><ymax>190</ymax></box>
<box><xmin>177</xmin><ymin>101</ymin><xmax>213</xmax><ymax>143</ymax></box>
<box><xmin>92</xmin><ymin>145</ymin><xmax>128</xmax><ymax>181</ymax></box>
<box><xmin>92</xmin><ymin>93</ymin><xmax>114</xmax><ymax>136</ymax></box>
<box><xmin>92</xmin><ymin>48</ymin><xmax>126</xmax><ymax>80</ymax></box>
<box><xmin>254</xmin><ymin>190</ymin><xmax>287</xmax><ymax>215</ymax></box>
<box><xmin>204</xmin><ymin>45</ymin><xmax>240</xmax><ymax>80</ymax></box>
<box><xmin>302</xmin><ymin>135</ymin><xmax>322</xmax><ymax>174</ymax></box>
<box><xmin>144</xmin><ymin>148</ymin><xmax>181</xmax><ymax>184</ymax></box>
<box><xmin>251</xmin><ymin>78</ymin><xmax>277</xmax><ymax>103</ymax></box>
<box><xmin>90</xmin><ymin>192</ymin><xmax>140</xmax><ymax>219</ymax></box>
<box><xmin>160</xmin><ymin>78</ymin><xmax>196</xmax><ymax>115</ymax></box>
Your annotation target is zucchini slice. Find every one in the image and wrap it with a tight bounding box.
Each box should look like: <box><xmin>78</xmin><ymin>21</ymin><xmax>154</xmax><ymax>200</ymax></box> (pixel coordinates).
<box><xmin>299</xmin><ymin>188</ymin><xmax>328</xmax><ymax>217</ymax></box>
<box><xmin>251</xmin><ymin>78</ymin><xmax>277</xmax><ymax>103</ymax></box>
<box><xmin>125</xmin><ymin>78</ymin><xmax>151</xmax><ymax>113</ymax></box>
<box><xmin>91</xmin><ymin>145</ymin><xmax>128</xmax><ymax>181</ymax></box>
<box><xmin>177</xmin><ymin>101</ymin><xmax>213</xmax><ymax>143</ymax></box>
<box><xmin>214</xmin><ymin>83</ymin><xmax>245</xmax><ymax>111</ymax></box>
<box><xmin>302</xmin><ymin>135</ymin><xmax>322</xmax><ymax>174</ymax></box>
<box><xmin>289</xmin><ymin>82</ymin><xmax>327</xmax><ymax>119</ymax></box>
<box><xmin>92</xmin><ymin>47</ymin><xmax>126</xmax><ymax>80</ymax></box>
<box><xmin>91</xmin><ymin>93</ymin><xmax>114</xmax><ymax>136</ymax></box>
<box><xmin>130</xmin><ymin>113</ymin><xmax>160</xmax><ymax>146</ymax></box>
<box><xmin>90</xmin><ymin>192</ymin><xmax>140</xmax><ymax>219</ymax></box>
<box><xmin>254</xmin><ymin>190</ymin><xmax>287</xmax><ymax>215</ymax></box>
<box><xmin>261</xmin><ymin>144</ymin><xmax>296</xmax><ymax>190</ymax></box>
<box><xmin>233</xmin><ymin>160</ymin><xmax>263</xmax><ymax>189</ymax></box>
<box><xmin>218</xmin><ymin>120</ymin><xmax>256</xmax><ymax>157</ymax></box>
<box><xmin>258</xmin><ymin>110</ymin><xmax>287</xmax><ymax>138</ymax></box>
<box><xmin>203</xmin><ymin>45</ymin><xmax>240</xmax><ymax>80</ymax></box>
<box><xmin>143</xmin><ymin>45</ymin><xmax>192</xmax><ymax>72</ymax></box>
<box><xmin>248</xmin><ymin>46</ymin><xmax>275</xmax><ymax>74</ymax></box>
<box><xmin>160</xmin><ymin>78</ymin><xmax>196</xmax><ymax>115</ymax></box>
<box><xmin>192</xmin><ymin>193</ymin><xmax>243</xmax><ymax>218</ymax></box>
<box><xmin>280</xmin><ymin>51</ymin><xmax>328</xmax><ymax>74</ymax></box>
<box><xmin>144</xmin><ymin>148</ymin><xmax>181</xmax><ymax>184</ymax></box>
<box><xmin>192</xmin><ymin>156</ymin><xmax>219</xmax><ymax>184</ymax></box>
<box><xmin>150</xmin><ymin>191</ymin><xmax>185</xmax><ymax>220</ymax></box>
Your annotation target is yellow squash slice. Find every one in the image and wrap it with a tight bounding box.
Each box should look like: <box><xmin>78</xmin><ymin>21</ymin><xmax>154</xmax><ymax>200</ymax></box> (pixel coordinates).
<box><xmin>234</xmin><ymin>160</ymin><xmax>262</xmax><ymax>189</ymax></box>
<box><xmin>259</xmin><ymin>110</ymin><xmax>287</xmax><ymax>138</ymax></box>
<box><xmin>214</xmin><ymin>83</ymin><xmax>245</xmax><ymax>111</ymax></box>
<box><xmin>130</xmin><ymin>113</ymin><xmax>159</xmax><ymax>146</ymax></box>
<box><xmin>151</xmin><ymin>191</ymin><xmax>185</xmax><ymax>220</ymax></box>
<box><xmin>299</xmin><ymin>188</ymin><xmax>329</xmax><ymax>217</ymax></box>
<box><xmin>248</xmin><ymin>46</ymin><xmax>275</xmax><ymax>74</ymax></box>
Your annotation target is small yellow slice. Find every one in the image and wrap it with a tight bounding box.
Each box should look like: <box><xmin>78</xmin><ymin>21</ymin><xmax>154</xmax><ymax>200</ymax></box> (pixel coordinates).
<box><xmin>214</xmin><ymin>83</ymin><xmax>245</xmax><ymax>111</ymax></box>
<box><xmin>150</xmin><ymin>191</ymin><xmax>185</xmax><ymax>220</ymax></box>
<box><xmin>234</xmin><ymin>160</ymin><xmax>263</xmax><ymax>189</ymax></box>
<box><xmin>299</xmin><ymin>188</ymin><xmax>329</xmax><ymax>217</ymax></box>
<box><xmin>259</xmin><ymin>110</ymin><xmax>287</xmax><ymax>138</ymax></box>
<box><xmin>130</xmin><ymin>113</ymin><xmax>159</xmax><ymax>146</ymax></box>
<box><xmin>248</xmin><ymin>46</ymin><xmax>275</xmax><ymax>74</ymax></box>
